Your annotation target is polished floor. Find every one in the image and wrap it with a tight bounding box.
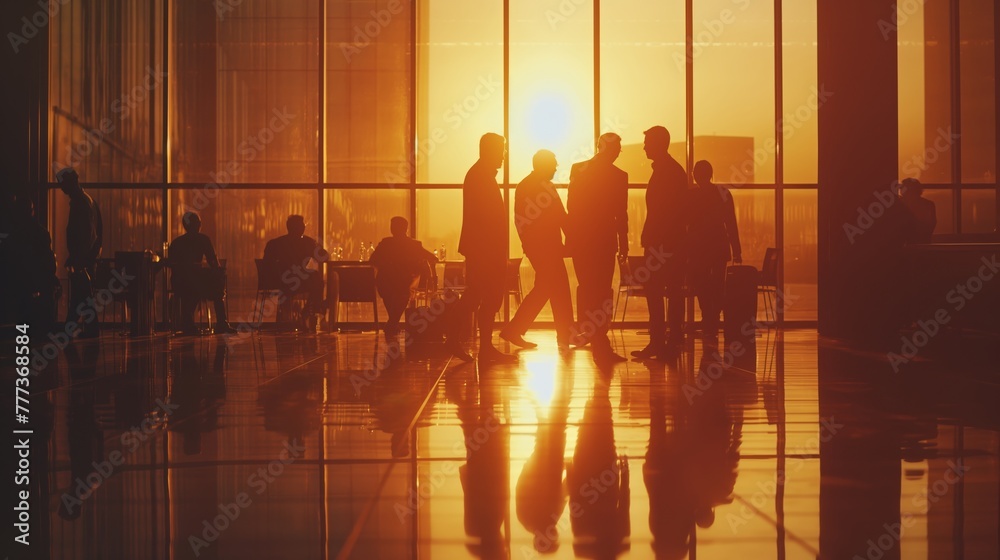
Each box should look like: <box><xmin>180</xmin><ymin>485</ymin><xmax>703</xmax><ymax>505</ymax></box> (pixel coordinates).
<box><xmin>10</xmin><ymin>326</ymin><xmax>1000</xmax><ymax>559</ymax></box>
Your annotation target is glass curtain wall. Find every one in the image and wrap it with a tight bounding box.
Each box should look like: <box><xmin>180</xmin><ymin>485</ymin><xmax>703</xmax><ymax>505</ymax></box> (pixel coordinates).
<box><xmin>48</xmin><ymin>0</ymin><xmax>999</xmax><ymax>324</ymax></box>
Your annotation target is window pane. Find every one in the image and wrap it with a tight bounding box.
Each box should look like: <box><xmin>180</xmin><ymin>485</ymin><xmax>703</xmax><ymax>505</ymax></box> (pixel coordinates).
<box><xmin>960</xmin><ymin>0</ymin><xmax>997</xmax><ymax>183</ymax></box>
<box><xmin>415</xmin><ymin>189</ymin><xmax>462</xmax><ymax>258</ymax></box>
<box><xmin>693</xmin><ymin>0</ymin><xmax>775</xmax><ymax>184</ymax></box>
<box><xmin>922</xmin><ymin>189</ymin><xmax>953</xmax><ymax>234</ymax></box>
<box><xmin>961</xmin><ymin>189</ymin><xmax>997</xmax><ymax>233</ymax></box>
<box><xmin>782</xmin><ymin>0</ymin><xmax>818</xmax><ymax>184</ymax></box>
<box><xmin>325</xmin><ymin>189</ymin><xmax>410</xmax><ymax>260</ymax></box>
<box><xmin>173</xmin><ymin>0</ymin><xmax>320</xmax><ymax>182</ymax></box>
<box><xmin>50</xmin><ymin>1</ymin><xmax>164</xmax><ymax>181</ymax></box>
<box><xmin>417</xmin><ymin>1</ymin><xmax>503</xmax><ymax>183</ymax></box>
<box><xmin>600</xmin><ymin>0</ymin><xmax>686</xmax><ymax>183</ymax></box>
<box><xmin>510</xmin><ymin>0</ymin><xmax>595</xmax><ymax>183</ymax></box>
<box><xmin>328</xmin><ymin>0</ymin><xmax>411</xmax><ymax>183</ymax></box>
<box><xmin>170</xmin><ymin>188</ymin><xmax>318</xmax><ymax>322</ymax></box>
<box><xmin>898</xmin><ymin>0</ymin><xmax>953</xmax><ymax>182</ymax></box>
<box><xmin>784</xmin><ymin>189</ymin><xmax>818</xmax><ymax>321</ymax></box>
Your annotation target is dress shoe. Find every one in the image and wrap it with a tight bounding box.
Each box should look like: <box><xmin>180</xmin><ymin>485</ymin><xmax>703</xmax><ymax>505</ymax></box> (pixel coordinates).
<box><xmin>594</xmin><ymin>351</ymin><xmax>627</xmax><ymax>366</ymax></box>
<box><xmin>448</xmin><ymin>341</ymin><xmax>474</xmax><ymax>362</ymax></box>
<box><xmin>631</xmin><ymin>343</ymin><xmax>666</xmax><ymax>359</ymax></box>
<box><xmin>215</xmin><ymin>323</ymin><xmax>238</xmax><ymax>334</ymax></box>
<box><xmin>478</xmin><ymin>346</ymin><xmax>518</xmax><ymax>363</ymax></box>
<box><xmin>499</xmin><ymin>330</ymin><xmax>538</xmax><ymax>349</ymax></box>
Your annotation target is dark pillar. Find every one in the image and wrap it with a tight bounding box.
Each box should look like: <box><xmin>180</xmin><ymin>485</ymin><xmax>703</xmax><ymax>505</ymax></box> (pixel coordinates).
<box><xmin>817</xmin><ymin>0</ymin><xmax>902</xmax><ymax>343</ymax></box>
<box><xmin>0</xmin><ymin>0</ymin><xmax>49</xmax><ymax>213</ymax></box>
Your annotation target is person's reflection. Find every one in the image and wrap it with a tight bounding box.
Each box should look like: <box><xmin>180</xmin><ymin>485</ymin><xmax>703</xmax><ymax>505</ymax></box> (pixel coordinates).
<box><xmin>258</xmin><ymin>366</ymin><xmax>322</xmax><ymax>452</ymax></box>
<box><xmin>366</xmin><ymin>364</ymin><xmax>429</xmax><ymax>458</ymax></box>
<box><xmin>644</xmin><ymin>355</ymin><xmax>748</xmax><ymax>559</ymax></box>
<box><xmin>567</xmin><ymin>367</ymin><xmax>630</xmax><ymax>557</ymax></box>
<box><xmin>169</xmin><ymin>339</ymin><xmax>227</xmax><ymax>455</ymax></box>
<box><xmin>516</xmin><ymin>365</ymin><xmax>574</xmax><ymax>554</ymax></box>
<box><xmin>447</xmin><ymin>364</ymin><xmax>510</xmax><ymax>558</ymax></box>
<box><xmin>59</xmin><ymin>340</ymin><xmax>103</xmax><ymax>520</ymax></box>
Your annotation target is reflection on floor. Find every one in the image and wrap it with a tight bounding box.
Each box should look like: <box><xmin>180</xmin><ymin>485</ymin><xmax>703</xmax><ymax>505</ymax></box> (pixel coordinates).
<box><xmin>13</xmin><ymin>327</ymin><xmax>1000</xmax><ymax>559</ymax></box>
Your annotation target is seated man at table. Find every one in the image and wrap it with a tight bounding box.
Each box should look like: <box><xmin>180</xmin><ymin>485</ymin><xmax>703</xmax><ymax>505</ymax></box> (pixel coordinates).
<box><xmin>263</xmin><ymin>214</ymin><xmax>329</xmax><ymax>328</ymax></box>
<box><xmin>169</xmin><ymin>212</ymin><xmax>236</xmax><ymax>334</ymax></box>
<box><xmin>370</xmin><ymin>216</ymin><xmax>438</xmax><ymax>342</ymax></box>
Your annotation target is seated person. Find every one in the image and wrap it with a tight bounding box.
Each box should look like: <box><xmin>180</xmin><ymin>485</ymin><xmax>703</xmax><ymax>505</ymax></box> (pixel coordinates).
<box><xmin>369</xmin><ymin>216</ymin><xmax>438</xmax><ymax>341</ymax></box>
<box><xmin>898</xmin><ymin>178</ymin><xmax>936</xmax><ymax>244</ymax></box>
<box><xmin>168</xmin><ymin>212</ymin><xmax>235</xmax><ymax>334</ymax></box>
<box><xmin>263</xmin><ymin>215</ymin><xmax>328</xmax><ymax>327</ymax></box>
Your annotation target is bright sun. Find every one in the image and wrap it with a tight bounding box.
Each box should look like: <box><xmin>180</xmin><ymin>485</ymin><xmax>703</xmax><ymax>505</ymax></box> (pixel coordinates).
<box><xmin>524</xmin><ymin>93</ymin><xmax>572</xmax><ymax>149</ymax></box>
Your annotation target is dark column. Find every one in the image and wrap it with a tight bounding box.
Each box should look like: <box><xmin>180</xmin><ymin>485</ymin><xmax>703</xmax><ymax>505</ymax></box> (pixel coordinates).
<box><xmin>0</xmin><ymin>0</ymin><xmax>50</xmax><ymax>215</ymax></box>
<box><xmin>817</xmin><ymin>0</ymin><xmax>902</xmax><ymax>343</ymax></box>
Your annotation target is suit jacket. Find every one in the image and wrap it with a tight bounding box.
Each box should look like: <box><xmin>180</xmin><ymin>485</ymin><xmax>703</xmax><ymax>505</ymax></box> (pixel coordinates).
<box><xmin>514</xmin><ymin>171</ymin><xmax>566</xmax><ymax>258</ymax></box>
<box><xmin>565</xmin><ymin>157</ymin><xmax>628</xmax><ymax>255</ymax></box>
<box><xmin>263</xmin><ymin>234</ymin><xmax>327</xmax><ymax>272</ymax></box>
<box><xmin>369</xmin><ymin>235</ymin><xmax>437</xmax><ymax>291</ymax></box>
<box><xmin>458</xmin><ymin>160</ymin><xmax>507</xmax><ymax>262</ymax></box>
<box><xmin>642</xmin><ymin>155</ymin><xmax>688</xmax><ymax>250</ymax></box>
<box><xmin>687</xmin><ymin>184</ymin><xmax>741</xmax><ymax>263</ymax></box>
<box><xmin>66</xmin><ymin>191</ymin><xmax>103</xmax><ymax>268</ymax></box>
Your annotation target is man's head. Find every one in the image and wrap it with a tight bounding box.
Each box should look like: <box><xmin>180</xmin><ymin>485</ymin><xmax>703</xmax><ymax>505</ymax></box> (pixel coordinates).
<box><xmin>900</xmin><ymin>177</ymin><xmax>924</xmax><ymax>197</ymax></box>
<box><xmin>480</xmin><ymin>133</ymin><xmax>507</xmax><ymax>169</ymax></box>
<box><xmin>286</xmin><ymin>215</ymin><xmax>306</xmax><ymax>237</ymax></box>
<box><xmin>532</xmin><ymin>149</ymin><xmax>558</xmax><ymax>181</ymax></box>
<box><xmin>643</xmin><ymin>126</ymin><xmax>671</xmax><ymax>161</ymax></box>
<box><xmin>56</xmin><ymin>168</ymin><xmax>81</xmax><ymax>196</ymax></box>
<box><xmin>182</xmin><ymin>212</ymin><xmax>202</xmax><ymax>233</ymax></box>
<box><xmin>596</xmin><ymin>133</ymin><xmax>622</xmax><ymax>162</ymax></box>
<box><xmin>390</xmin><ymin>216</ymin><xmax>409</xmax><ymax>237</ymax></box>
<box><xmin>693</xmin><ymin>160</ymin><xmax>714</xmax><ymax>186</ymax></box>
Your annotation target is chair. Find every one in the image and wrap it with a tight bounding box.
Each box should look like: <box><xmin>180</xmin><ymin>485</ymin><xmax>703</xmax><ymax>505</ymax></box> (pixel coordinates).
<box><xmin>329</xmin><ymin>262</ymin><xmax>379</xmax><ymax>333</ymax></box>
<box><xmin>169</xmin><ymin>259</ymin><xmax>228</xmax><ymax>333</ymax></box>
<box><xmin>758</xmin><ymin>248</ymin><xmax>778</xmax><ymax>323</ymax></box>
<box><xmin>614</xmin><ymin>256</ymin><xmax>647</xmax><ymax>323</ymax></box>
<box><xmin>442</xmin><ymin>261</ymin><xmax>466</xmax><ymax>295</ymax></box>
<box><xmin>252</xmin><ymin>258</ymin><xmax>307</xmax><ymax>330</ymax></box>
<box><xmin>411</xmin><ymin>261</ymin><xmax>438</xmax><ymax>308</ymax></box>
<box><xmin>506</xmin><ymin>257</ymin><xmax>524</xmax><ymax>310</ymax></box>
<box><xmin>93</xmin><ymin>258</ymin><xmax>129</xmax><ymax>333</ymax></box>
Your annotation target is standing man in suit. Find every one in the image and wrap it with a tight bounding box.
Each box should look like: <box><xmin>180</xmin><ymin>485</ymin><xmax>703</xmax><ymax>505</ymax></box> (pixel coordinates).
<box><xmin>452</xmin><ymin>132</ymin><xmax>516</xmax><ymax>363</ymax></box>
<box><xmin>57</xmin><ymin>168</ymin><xmax>103</xmax><ymax>338</ymax></box>
<box><xmin>501</xmin><ymin>150</ymin><xmax>574</xmax><ymax>352</ymax></box>
<box><xmin>634</xmin><ymin>126</ymin><xmax>689</xmax><ymax>359</ymax></box>
<box><xmin>566</xmin><ymin>133</ymin><xmax>629</xmax><ymax>365</ymax></box>
<box><xmin>688</xmin><ymin>160</ymin><xmax>742</xmax><ymax>349</ymax></box>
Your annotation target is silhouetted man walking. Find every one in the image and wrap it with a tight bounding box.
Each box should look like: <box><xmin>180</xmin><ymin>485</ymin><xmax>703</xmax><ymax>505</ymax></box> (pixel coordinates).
<box><xmin>369</xmin><ymin>216</ymin><xmax>438</xmax><ymax>342</ymax></box>
<box><xmin>689</xmin><ymin>161</ymin><xmax>741</xmax><ymax>349</ymax></box>
<box><xmin>501</xmin><ymin>150</ymin><xmax>574</xmax><ymax>352</ymax></box>
<box><xmin>634</xmin><ymin>126</ymin><xmax>689</xmax><ymax>359</ymax></box>
<box><xmin>168</xmin><ymin>212</ymin><xmax>236</xmax><ymax>335</ymax></box>
<box><xmin>57</xmin><ymin>168</ymin><xmax>102</xmax><ymax>338</ymax></box>
<box><xmin>452</xmin><ymin>132</ymin><xmax>515</xmax><ymax>363</ymax></box>
<box><xmin>567</xmin><ymin>133</ymin><xmax>629</xmax><ymax>365</ymax></box>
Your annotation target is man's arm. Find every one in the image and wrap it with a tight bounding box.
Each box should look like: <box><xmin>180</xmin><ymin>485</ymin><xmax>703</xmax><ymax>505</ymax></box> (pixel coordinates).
<box><xmin>262</xmin><ymin>239</ymin><xmax>276</xmax><ymax>262</ymax></box>
<box><xmin>615</xmin><ymin>172</ymin><xmax>629</xmax><ymax>257</ymax></box>
<box><xmin>204</xmin><ymin>235</ymin><xmax>220</xmax><ymax>268</ymax></box>
<box><xmin>723</xmin><ymin>190</ymin><xmax>742</xmax><ymax>263</ymax></box>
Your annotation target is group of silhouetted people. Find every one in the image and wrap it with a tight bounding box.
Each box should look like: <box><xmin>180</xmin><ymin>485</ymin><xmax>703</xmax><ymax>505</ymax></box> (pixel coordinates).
<box><xmin>426</xmin><ymin>128</ymin><xmax>744</xmax><ymax>365</ymax></box>
<box><xmin>1</xmin><ymin>132</ymin><xmax>941</xmax><ymax>353</ymax></box>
